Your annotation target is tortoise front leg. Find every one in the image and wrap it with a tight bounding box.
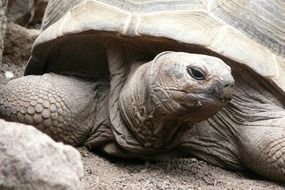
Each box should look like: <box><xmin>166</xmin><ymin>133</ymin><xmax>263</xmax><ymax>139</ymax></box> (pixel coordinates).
<box><xmin>0</xmin><ymin>73</ymin><xmax>105</xmax><ymax>146</ymax></box>
<box><xmin>179</xmin><ymin>106</ymin><xmax>285</xmax><ymax>182</ymax></box>
<box><xmin>238</xmin><ymin>120</ymin><xmax>285</xmax><ymax>182</ymax></box>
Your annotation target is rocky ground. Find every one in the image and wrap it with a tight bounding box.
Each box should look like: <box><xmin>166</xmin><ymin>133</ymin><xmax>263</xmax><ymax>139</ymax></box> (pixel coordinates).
<box><xmin>1</xmin><ymin>23</ymin><xmax>285</xmax><ymax>190</ymax></box>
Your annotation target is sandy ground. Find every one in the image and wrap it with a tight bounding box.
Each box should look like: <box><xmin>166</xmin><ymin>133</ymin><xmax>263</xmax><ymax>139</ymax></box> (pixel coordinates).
<box><xmin>1</xmin><ymin>58</ymin><xmax>285</xmax><ymax>190</ymax></box>
<box><xmin>1</xmin><ymin>23</ymin><xmax>285</xmax><ymax>189</ymax></box>
<box><xmin>79</xmin><ymin>147</ymin><xmax>285</xmax><ymax>190</ymax></box>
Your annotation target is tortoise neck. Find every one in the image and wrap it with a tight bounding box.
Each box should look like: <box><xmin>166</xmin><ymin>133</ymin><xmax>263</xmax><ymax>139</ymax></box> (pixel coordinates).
<box><xmin>119</xmin><ymin>60</ymin><xmax>185</xmax><ymax>150</ymax></box>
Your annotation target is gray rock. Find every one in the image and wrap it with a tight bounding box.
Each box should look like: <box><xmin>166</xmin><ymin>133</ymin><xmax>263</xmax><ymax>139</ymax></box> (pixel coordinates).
<box><xmin>6</xmin><ymin>0</ymin><xmax>34</xmax><ymax>24</ymax></box>
<box><xmin>7</xmin><ymin>0</ymin><xmax>48</xmax><ymax>28</ymax></box>
<box><xmin>0</xmin><ymin>0</ymin><xmax>8</xmax><ymax>65</ymax></box>
<box><xmin>32</xmin><ymin>0</ymin><xmax>49</xmax><ymax>27</ymax></box>
<box><xmin>0</xmin><ymin>119</ymin><xmax>83</xmax><ymax>190</ymax></box>
<box><xmin>3</xmin><ymin>23</ymin><xmax>39</xmax><ymax>65</ymax></box>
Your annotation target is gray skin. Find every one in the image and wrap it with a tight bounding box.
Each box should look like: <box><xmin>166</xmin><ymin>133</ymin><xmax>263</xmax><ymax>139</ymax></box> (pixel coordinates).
<box><xmin>1</xmin><ymin>47</ymin><xmax>285</xmax><ymax>183</ymax></box>
<box><xmin>0</xmin><ymin>52</ymin><xmax>233</xmax><ymax>150</ymax></box>
<box><xmin>0</xmin><ymin>52</ymin><xmax>233</xmax><ymax>147</ymax></box>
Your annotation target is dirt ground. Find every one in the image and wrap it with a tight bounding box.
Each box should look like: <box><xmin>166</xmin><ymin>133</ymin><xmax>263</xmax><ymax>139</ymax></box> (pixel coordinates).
<box><xmin>1</xmin><ymin>58</ymin><xmax>285</xmax><ymax>190</ymax></box>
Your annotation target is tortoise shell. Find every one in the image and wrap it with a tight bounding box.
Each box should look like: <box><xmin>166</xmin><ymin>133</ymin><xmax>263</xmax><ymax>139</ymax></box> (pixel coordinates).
<box><xmin>25</xmin><ymin>0</ymin><xmax>285</xmax><ymax>91</ymax></box>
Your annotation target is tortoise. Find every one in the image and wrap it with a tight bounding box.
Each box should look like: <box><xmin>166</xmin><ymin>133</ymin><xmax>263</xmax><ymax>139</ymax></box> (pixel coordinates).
<box><xmin>1</xmin><ymin>0</ymin><xmax>285</xmax><ymax>183</ymax></box>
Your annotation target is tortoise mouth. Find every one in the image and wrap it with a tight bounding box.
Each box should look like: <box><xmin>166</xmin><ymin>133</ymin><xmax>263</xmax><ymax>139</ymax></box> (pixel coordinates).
<box><xmin>164</xmin><ymin>88</ymin><xmax>231</xmax><ymax>112</ymax></box>
<box><xmin>191</xmin><ymin>95</ymin><xmax>231</xmax><ymax>108</ymax></box>
<box><xmin>176</xmin><ymin>100</ymin><xmax>228</xmax><ymax>122</ymax></box>
<box><xmin>219</xmin><ymin>97</ymin><xmax>232</xmax><ymax>102</ymax></box>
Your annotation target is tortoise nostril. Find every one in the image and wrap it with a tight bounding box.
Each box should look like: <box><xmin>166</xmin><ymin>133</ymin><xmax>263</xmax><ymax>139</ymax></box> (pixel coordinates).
<box><xmin>218</xmin><ymin>82</ymin><xmax>234</xmax><ymax>101</ymax></box>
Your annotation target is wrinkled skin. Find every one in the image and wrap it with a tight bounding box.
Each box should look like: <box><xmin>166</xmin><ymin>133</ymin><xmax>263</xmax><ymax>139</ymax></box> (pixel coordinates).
<box><xmin>1</xmin><ymin>50</ymin><xmax>285</xmax><ymax>183</ymax></box>
<box><xmin>0</xmin><ymin>52</ymin><xmax>233</xmax><ymax>147</ymax></box>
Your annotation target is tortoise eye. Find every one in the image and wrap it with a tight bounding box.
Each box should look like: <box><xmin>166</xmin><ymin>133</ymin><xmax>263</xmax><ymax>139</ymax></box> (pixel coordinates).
<box><xmin>187</xmin><ymin>67</ymin><xmax>205</xmax><ymax>80</ymax></box>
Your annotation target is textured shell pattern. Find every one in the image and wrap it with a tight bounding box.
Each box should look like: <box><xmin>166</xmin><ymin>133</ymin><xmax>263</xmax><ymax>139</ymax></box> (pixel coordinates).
<box><xmin>32</xmin><ymin>0</ymin><xmax>285</xmax><ymax>91</ymax></box>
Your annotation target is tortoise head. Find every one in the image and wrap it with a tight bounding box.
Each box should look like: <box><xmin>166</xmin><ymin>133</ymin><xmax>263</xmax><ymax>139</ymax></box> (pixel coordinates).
<box><xmin>146</xmin><ymin>52</ymin><xmax>234</xmax><ymax>122</ymax></box>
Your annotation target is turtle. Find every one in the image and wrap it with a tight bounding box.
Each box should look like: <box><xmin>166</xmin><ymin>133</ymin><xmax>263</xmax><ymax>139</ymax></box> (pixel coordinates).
<box><xmin>1</xmin><ymin>0</ymin><xmax>285</xmax><ymax>183</ymax></box>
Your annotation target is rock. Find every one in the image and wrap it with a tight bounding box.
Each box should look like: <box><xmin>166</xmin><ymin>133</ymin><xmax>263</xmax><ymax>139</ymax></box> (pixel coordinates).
<box><xmin>7</xmin><ymin>0</ymin><xmax>48</xmax><ymax>28</ymax></box>
<box><xmin>0</xmin><ymin>0</ymin><xmax>8</xmax><ymax>65</ymax></box>
<box><xmin>32</xmin><ymin>0</ymin><xmax>49</xmax><ymax>27</ymax></box>
<box><xmin>1</xmin><ymin>23</ymin><xmax>36</xmax><ymax>89</ymax></box>
<box><xmin>0</xmin><ymin>63</ymin><xmax>25</xmax><ymax>89</ymax></box>
<box><xmin>0</xmin><ymin>119</ymin><xmax>83</xmax><ymax>190</ymax></box>
<box><xmin>3</xmin><ymin>23</ymin><xmax>40</xmax><ymax>65</ymax></box>
<box><xmin>4</xmin><ymin>71</ymin><xmax>14</xmax><ymax>79</ymax></box>
<box><xmin>7</xmin><ymin>0</ymin><xmax>34</xmax><ymax>25</ymax></box>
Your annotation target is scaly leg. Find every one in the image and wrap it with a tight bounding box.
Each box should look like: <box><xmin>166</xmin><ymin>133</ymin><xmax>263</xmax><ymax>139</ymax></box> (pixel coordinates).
<box><xmin>0</xmin><ymin>73</ymin><xmax>104</xmax><ymax>146</ymax></box>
